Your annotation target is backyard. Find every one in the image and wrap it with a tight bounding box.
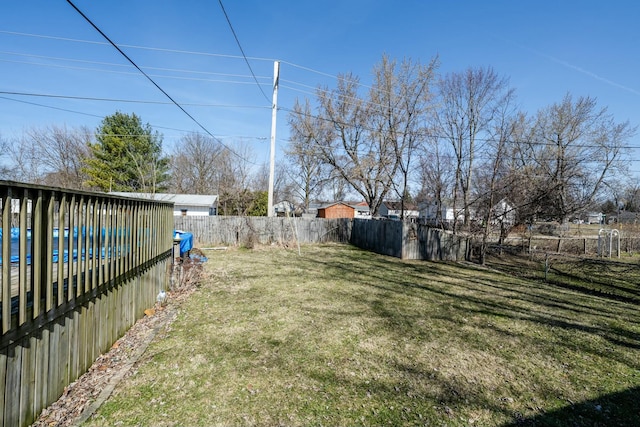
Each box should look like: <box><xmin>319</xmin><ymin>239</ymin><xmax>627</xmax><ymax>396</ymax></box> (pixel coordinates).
<box><xmin>79</xmin><ymin>243</ymin><xmax>639</xmax><ymax>426</ymax></box>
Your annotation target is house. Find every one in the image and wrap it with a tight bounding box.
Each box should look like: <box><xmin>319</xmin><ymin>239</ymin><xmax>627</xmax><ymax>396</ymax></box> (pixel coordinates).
<box><xmin>350</xmin><ymin>201</ymin><xmax>372</xmax><ymax>220</ymax></box>
<box><xmin>493</xmin><ymin>198</ymin><xmax>516</xmax><ymax>225</ymax></box>
<box><xmin>317</xmin><ymin>202</ymin><xmax>355</xmax><ymax>219</ymax></box>
<box><xmin>379</xmin><ymin>201</ymin><xmax>419</xmax><ymax>220</ymax></box>
<box><xmin>273</xmin><ymin>200</ymin><xmax>295</xmax><ymax>217</ymax></box>
<box><xmin>109</xmin><ymin>192</ymin><xmax>218</xmax><ymax>216</ymax></box>
<box><xmin>301</xmin><ymin>203</ymin><xmax>321</xmax><ymax>219</ymax></box>
<box><xmin>419</xmin><ymin>202</ymin><xmax>464</xmax><ymax>224</ymax></box>
<box><xmin>587</xmin><ymin>212</ymin><xmax>604</xmax><ymax>225</ymax></box>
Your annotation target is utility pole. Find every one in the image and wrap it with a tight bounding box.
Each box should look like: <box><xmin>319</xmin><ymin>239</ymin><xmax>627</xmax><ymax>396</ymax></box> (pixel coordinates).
<box><xmin>267</xmin><ymin>60</ymin><xmax>280</xmax><ymax>217</ymax></box>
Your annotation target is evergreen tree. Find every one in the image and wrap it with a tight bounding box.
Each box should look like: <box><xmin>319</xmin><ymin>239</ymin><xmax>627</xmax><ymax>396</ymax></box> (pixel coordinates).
<box><xmin>83</xmin><ymin>112</ymin><xmax>169</xmax><ymax>192</ymax></box>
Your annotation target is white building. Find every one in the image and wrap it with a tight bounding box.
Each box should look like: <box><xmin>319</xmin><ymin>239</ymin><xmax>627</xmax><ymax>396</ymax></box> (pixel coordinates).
<box><xmin>493</xmin><ymin>199</ymin><xmax>516</xmax><ymax>225</ymax></box>
<box><xmin>379</xmin><ymin>201</ymin><xmax>419</xmax><ymax>220</ymax></box>
<box><xmin>350</xmin><ymin>202</ymin><xmax>372</xmax><ymax>220</ymax></box>
<box><xmin>109</xmin><ymin>192</ymin><xmax>218</xmax><ymax>216</ymax></box>
<box><xmin>420</xmin><ymin>202</ymin><xmax>464</xmax><ymax>223</ymax></box>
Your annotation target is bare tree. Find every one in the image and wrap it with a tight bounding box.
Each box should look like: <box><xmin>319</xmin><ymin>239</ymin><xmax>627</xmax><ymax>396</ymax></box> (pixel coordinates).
<box><xmin>621</xmin><ymin>178</ymin><xmax>640</xmax><ymax>212</ymax></box>
<box><xmin>213</xmin><ymin>142</ymin><xmax>260</xmax><ymax>215</ymax></box>
<box><xmin>518</xmin><ymin>94</ymin><xmax>634</xmax><ymax>223</ymax></box>
<box><xmin>170</xmin><ymin>133</ymin><xmax>224</xmax><ymax>194</ymax></box>
<box><xmin>416</xmin><ymin>135</ymin><xmax>455</xmax><ymax>225</ymax></box>
<box><xmin>0</xmin><ymin>133</ymin><xmax>13</xmax><ymax>178</ymax></box>
<box><xmin>434</xmin><ymin>67</ymin><xmax>510</xmax><ymax>232</ymax></box>
<box><xmin>287</xmin><ymin>54</ymin><xmax>438</xmax><ymax>217</ymax></box>
<box><xmin>288</xmin><ymin>72</ymin><xmax>387</xmax><ymax>215</ymax></box>
<box><xmin>4</xmin><ymin>125</ymin><xmax>91</xmax><ymax>187</ymax></box>
<box><xmin>286</xmin><ymin>99</ymin><xmax>331</xmax><ymax>209</ymax></box>
<box><xmin>474</xmin><ymin>94</ymin><xmax>521</xmax><ymax>264</ymax></box>
<box><xmin>5</xmin><ymin>136</ymin><xmax>42</xmax><ymax>183</ymax></box>
<box><xmin>370</xmin><ymin>55</ymin><xmax>438</xmax><ymax>218</ymax></box>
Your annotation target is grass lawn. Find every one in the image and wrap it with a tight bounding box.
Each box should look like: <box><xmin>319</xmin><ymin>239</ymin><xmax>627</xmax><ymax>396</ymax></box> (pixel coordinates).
<box><xmin>85</xmin><ymin>244</ymin><xmax>640</xmax><ymax>426</ymax></box>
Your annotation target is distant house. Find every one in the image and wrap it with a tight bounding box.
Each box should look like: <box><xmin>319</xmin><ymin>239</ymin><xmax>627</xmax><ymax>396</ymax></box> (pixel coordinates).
<box><xmin>493</xmin><ymin>198</ymin><xmax>516</xmax><ymax>225</ymax></box>
<box><xmin>109</xmin><ymin>192</ymin><xmax>218</xmax><ymax>216</ymax></box>
<box><xmin>587</xmin><ymin>212</ymin><xmax>604</xmax><ymax>225</ymax></box>
<box><xmin>419</xmin><ymin>202</ymin><xmax>464</xmax><ymax>224</ymax></box>
<box><xmin>317</xmin><ymin>202</ymin><xmax>355</xmax><ymax>219</ymax></box>
<box><xmin>273</xmin><ymin>201</ymin><xmax>295</xmax><ymax>217</ymax></box>
<box><xmin>379</xmin><ymin>201</ymin><xmax>419</xmax><ymax>220</ymax></box>
<box><xmin>350</xmin><ymin>201</ymin><xmax>372</xmax><ymax>220</ymax></box>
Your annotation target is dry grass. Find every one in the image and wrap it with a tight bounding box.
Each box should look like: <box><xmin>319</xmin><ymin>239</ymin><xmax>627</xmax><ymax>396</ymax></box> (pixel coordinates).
<box><xmin>84</xmin><ymin>244</ymin><xmax>640</xmax><ymax>426</ymax></box>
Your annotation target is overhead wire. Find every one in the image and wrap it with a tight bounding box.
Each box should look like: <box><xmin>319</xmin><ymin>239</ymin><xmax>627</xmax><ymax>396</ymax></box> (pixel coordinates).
<box><xmin>1</xmin><ymin>29</ymin><xmax>415</xmax><ymax>115</ymax></box>
<box><xmin>2</xmin><ymin>27</ymin><xmax>637</xmax><ymax>171</ymax></box>
<box><xmin>1</xmin><ymin>30</ymin><xmax>422</xmax><ymax>119</ymax></box>
<box><xmin>0</xmin><ymin>90</ymin><xmax>270</xmax><ymax>109</ymax></box>
<box><xmin>217</xmin><ymin>0</ymin><xmax>271</xmax><ymax>103</ymax></box>
<box><xmin>64</xmin><ymin>0</ymin><xmax>255</xmax><ymax>163</ymax></box>
<box><xmin>0</xmin><ymin>57</ymin><xmax>273</xmax><ymax>86</ymax></box>
<box><xmin>0</xmin><ymin>95</ymin><xmax>106</xmax><ymax>120</ymax></box>
<box><xmin>0</xmin><ymin>95</ymin><xmax>267</xmax><ymax>146</ymax></box>
<box><xmin>0</xmin><ymin>30</ymin><xmax>274</xmax><ymax>62</ymax></box>
<box><xmin>0</xmin><ymin>50</ymin><xmax>272</xmax><ymax>80</ymax></box>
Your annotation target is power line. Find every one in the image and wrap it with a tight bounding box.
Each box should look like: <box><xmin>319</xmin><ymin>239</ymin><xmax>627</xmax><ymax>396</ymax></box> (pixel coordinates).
<box><xmin>0</xmin><ymin>95</ymin><xmax>267</xmax><ymax>143</ymax></box>
<box><xmin>0</xmin><ymin>90</ymin><xmax>270</xmax><ymax>109</ymax></box>
<box><xmin>279</xmin><ymin>104</ymin><xmax>640</xmax><ymax>151</ymax></box>
<box><xmin>0</xmin><ymin>50</ymin><xmax>271</xmax><ymax>80</ymax></box>
<box><xmin>1</xmin><ymin>29</ymin><xmax>408</xmax><ymax>115</ymax></box>
<box><xmin>0</xmin><ymin>57</ymin><xmax>272</xmax><ymax>86</ymax></box>
<box><xmin>0</xmin><ymin>30</ymin><xmax>274</xmax><ymax>62</ymax></box>
<box><xmin>64</xmin><ymin>0</ymin><xmax>252</xmax><ymax>163</ymax></box>
<box><xmin>0</xmin><ymin>95</ymin><xmax>105</xmax><ymax>120</ymax></box>
<box><xmin>217</xmin><ymin>0</ymin><xmax>271</xmax><ymax>103</ymax></box>
<box><xmin>3</xmin><ymin>28</ymin><xmax>637</xmax><ymax>160</ymax></box>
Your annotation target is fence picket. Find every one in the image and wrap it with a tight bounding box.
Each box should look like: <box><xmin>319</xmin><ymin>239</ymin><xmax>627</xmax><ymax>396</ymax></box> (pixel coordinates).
<box><xmin>0</xmin><ymin>181</ymin><xmax>172</xmax><ymax>427</ymax></box>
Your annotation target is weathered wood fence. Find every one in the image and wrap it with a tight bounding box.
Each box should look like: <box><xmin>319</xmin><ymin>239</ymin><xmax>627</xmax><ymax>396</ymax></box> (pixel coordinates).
<box><xmin>174</xmin><ymin>216</ymin><xmax>469</xmax><ymax>261</ymax></box>
<box><xmin>0</xmin><ymin>181</ymin><xmax>173</xmax><ymax>427</ymax></box>
<box><xmin>350</xmin><ymin>219</ymin><xmax>470</xmax><ymax>261</ymax></box>
<box><xmin>174</xmin><ymin>216</ymin><xmax>353</xmax><ymax>247</ymax></box>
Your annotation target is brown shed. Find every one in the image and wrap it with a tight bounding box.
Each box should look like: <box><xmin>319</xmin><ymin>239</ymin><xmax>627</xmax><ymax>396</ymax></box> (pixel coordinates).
<box><xmin>317</xmin><ymin>202</ymin><xmax>355</xmax><ymax>219</ymax></box>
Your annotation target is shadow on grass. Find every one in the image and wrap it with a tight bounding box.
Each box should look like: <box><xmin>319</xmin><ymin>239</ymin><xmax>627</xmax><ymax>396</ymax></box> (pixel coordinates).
<box><xmin>500</xmin><ymin>386</ymin><xmax>640</xmax><ymax>427</ymax></box>
<box><xmin>216</xmin><ymin>245</ymin><xmax>640</xmax><ymax>425</ymax></box>
<box><xmin>311</xmin><ymin>247</ymin><xmax>640</xmax><ymax>349</ymax></box>
<box><xmin>546</xmin><ymin>272</ymin><xmax>640</xmax><ymax>305</ymax></box>
<box><xmin>486</xmin><ymin>254</ymin><xmax>640</xmax><ymax>306</ymax></box>
<box><xmin>299</xmin><ymin>244</ymin><xmax>640</xmax><ymax>370</ymax></box>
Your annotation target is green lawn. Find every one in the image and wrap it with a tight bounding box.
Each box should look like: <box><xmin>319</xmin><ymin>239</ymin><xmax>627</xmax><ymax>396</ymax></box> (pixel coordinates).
<box><xmin>85</xmin><ymin>244</ymin><xmax>640</xmax><ymax>426</ymax></box>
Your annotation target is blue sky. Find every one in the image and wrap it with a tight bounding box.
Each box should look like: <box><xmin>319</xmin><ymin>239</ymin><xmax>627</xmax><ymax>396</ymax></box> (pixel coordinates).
<box><xmin>1</xmin><ymin>1</ymin><xmax>639</xmax><ymax>172</ymax></box>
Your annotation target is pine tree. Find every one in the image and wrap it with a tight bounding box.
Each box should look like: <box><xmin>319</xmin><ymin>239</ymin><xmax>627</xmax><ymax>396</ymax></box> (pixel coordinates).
<box><xmin>83</xmin><ymin>112</ymin><xmax>169</xmax><ymax>192</ymax></box>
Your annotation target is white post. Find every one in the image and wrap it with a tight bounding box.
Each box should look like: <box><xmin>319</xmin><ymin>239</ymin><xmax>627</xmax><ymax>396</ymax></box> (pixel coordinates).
<box><xmin>267</xmin><ymin>60</ymin><xmax>280</xmax><ymax>217</ymax></box>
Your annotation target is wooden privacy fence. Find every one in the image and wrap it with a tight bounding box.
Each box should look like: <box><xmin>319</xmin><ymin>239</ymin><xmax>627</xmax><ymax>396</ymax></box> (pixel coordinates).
<box><xmin>175</xmin><ymin>216</ymin><xmax>469</xmax><ymax>262</ymax></box>
<box><xmin>174</xmin><ymin>216</ymin><xmax>353</xmax><ymax>247</ymax></box>
<box><xmin>350</xmin><ymin>219</ymin><xmax>471</xmax><ymax>261</ymax></box>
<box><xmin>0</xmin><ymin>181</ymin><xmax>173</xmax><ymax>427</ymax></box>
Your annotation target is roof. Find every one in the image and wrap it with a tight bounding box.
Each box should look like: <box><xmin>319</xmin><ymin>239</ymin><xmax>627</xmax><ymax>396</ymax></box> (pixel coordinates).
<box><xmin>352</xmin><ymin>205</ymin><xmax>370</xmax><ymax>213</ymax></box>
<box><xmin>383</xmin><ymin>201</ymin><xmax>419</xmax><ymax>211</ymax></box>
<box><xmin>109</xmin><ymin>192</ymin><xmax>218</xmax><ymax>206</ymax></box>
<box><xmin>318</xmin><ymin>202</ymin><xmax>355</xmax><ymax>210</ymax></box>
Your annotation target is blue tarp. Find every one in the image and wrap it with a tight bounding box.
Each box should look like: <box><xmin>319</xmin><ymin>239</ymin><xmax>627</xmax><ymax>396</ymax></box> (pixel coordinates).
<box><xmin>173</xmin><ymin>230</ymin><xmax>193</xmax><ymax>257</ymax></box>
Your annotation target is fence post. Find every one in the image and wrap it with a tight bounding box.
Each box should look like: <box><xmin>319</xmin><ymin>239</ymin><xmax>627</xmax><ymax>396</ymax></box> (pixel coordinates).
<box><xmin>544</xmin><ymin>253</ymin><xmax>549</xmax><ymax>282</ymax></box>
